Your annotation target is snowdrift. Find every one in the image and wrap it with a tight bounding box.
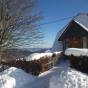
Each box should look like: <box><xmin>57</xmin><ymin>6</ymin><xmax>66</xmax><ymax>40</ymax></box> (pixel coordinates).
<box><xmin>0</xmin><ymin>67</ymin><xmax>35</xmax><ymax>88</ymax></box>
<box><xmin>1</xmin><ymin>60</ymin><xmax>88</xmax><ymax>88</ymax></box>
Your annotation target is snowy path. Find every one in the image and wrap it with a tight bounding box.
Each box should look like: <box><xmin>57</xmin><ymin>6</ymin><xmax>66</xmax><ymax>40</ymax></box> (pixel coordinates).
<box><xmin>23</xmin><ymin>60</ymin><xmax>88</xmax><ymax>88</ymax></box>
<box><xmin>23</xmin><ymin>66</ymin><xmax>67</xmax><ymax>88</ymax></box>
<box><xmin>22</xmin><ymin>60</ymin><xmax>69</xmax><ymax>88</ymax></box>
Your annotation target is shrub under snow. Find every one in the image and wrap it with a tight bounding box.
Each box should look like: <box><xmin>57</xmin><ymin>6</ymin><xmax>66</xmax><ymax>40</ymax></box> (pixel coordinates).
<box><xmin>25</xmin><ymin>51</ymin><xmax>62</xmax><ymax>61</ymax></box>
<box><xmin>65</xmin><ymin>48</ymin><xmax>88</xmax><ymax>57</ymax></box>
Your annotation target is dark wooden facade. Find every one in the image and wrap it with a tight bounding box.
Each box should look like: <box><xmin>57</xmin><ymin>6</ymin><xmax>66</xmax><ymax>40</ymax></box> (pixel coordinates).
<box><xmin>58</xmin><ymin>21</ymin><xmax>88</xmax><ymax>50</ymax></box>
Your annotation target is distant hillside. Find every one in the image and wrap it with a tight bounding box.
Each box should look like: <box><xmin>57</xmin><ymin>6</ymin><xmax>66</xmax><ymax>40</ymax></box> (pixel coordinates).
<box><xmin>30</xmin><ymin>48</ymin><xmax>51</xmax><ymax>53</ymax></box>
<box><xmin>29</xmin><ymin>48</ymin><xmax>51</xmax><ymax>52</ymax></box>
<box><xmin>1</xmin><ymin>48</ymin><xmax>51</xmax><ymax>60</ymax></box>
<box><xmin>2</xmin><ymin>48</ymin><xmax>32</xmax><ymax>60</ymax></box>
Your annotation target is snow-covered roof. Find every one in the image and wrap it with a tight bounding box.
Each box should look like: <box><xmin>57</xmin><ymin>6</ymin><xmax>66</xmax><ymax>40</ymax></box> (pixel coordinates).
<box><xmin>58</xmin><ymin>13</ymin><xmax>88</xmax><ymax>40</ymax></box>
<box><xmin>52</xmin><ymin>21</ymin><xmax>72</xmax><ymax>51</ymax></box>
<box><xmin>74</xmin><ymin>13</ymin><xmax>88</xmax><ymax>32</ymax></box>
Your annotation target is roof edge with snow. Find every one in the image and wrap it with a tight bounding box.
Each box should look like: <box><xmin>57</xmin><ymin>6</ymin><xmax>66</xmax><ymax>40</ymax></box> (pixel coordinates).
<box><xmin>58</xmin><ymin>13</ymin><xmax>88</xmax><ymax>40</ymax></box>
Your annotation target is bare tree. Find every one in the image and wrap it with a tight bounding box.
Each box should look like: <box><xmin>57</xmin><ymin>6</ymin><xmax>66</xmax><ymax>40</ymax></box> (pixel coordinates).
<box><xmin>0</xmin><ymin>0</ymin><xmax>43</xmax><ymax>53</ymax></box>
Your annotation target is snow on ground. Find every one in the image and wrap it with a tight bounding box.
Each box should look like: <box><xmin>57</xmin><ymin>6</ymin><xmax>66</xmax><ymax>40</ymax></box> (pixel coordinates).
<box><xmin>23</xmin><ymin>60</ymin><xmax>88</xmax><ymax>88</ymax></box>
<box><xmin>65</xmin><ymin>48</ymin><xmax>88</xmax><ymax>56</ymax></box>
<box><xmin>0</xmin><ymin>67</ymin><xmax>35</xmax><ymax>88</ymax></box>
<box><xmin>0</xmin><ymin>59</ymin><xmax>88</xmax><ymax>88</ymax></box>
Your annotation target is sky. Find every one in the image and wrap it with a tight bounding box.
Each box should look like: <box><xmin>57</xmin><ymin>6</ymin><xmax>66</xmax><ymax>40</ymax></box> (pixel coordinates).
<box><xmin>38</xmin><ymin>0</ymin><xmax>88</xmax><ymax>48</ymax></box>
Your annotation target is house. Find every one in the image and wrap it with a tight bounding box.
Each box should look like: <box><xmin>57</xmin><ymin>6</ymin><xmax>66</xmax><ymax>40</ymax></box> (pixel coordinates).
<box><xmin>52</xmin><ymin>13</ymin><xmax>88</xmax><ymax>51</ymax></box>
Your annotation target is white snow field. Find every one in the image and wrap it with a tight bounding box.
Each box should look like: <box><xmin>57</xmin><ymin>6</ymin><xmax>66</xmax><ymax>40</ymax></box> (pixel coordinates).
<box><xmin>65</xmin><ymin>48</ymin><xmax>88</xmax><ymax>56</ymax></box>
<box><xmin>0</xmin><ymin>60</ymin><xmax>88</xmax><ymax>88</ymax></box>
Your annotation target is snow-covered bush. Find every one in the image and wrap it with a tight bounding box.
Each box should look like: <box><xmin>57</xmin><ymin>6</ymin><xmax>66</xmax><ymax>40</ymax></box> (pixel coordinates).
<box><xmin>65</xmin><ymin>48</ymin><xmax>88</xmax><ymax>74</ymax></box>
<box><xmin>65</xmin><ymin>48</ymin><xmax>88</xmax><ymax>57</ymax></box>
<box><xmin>1</xmin><ymin>51</ymin><xmax>62</xmax><ymax>75</ymax></box>
<box><xmin>26</xmin><ymin>51</ymin><xmax>62</xmax><ymax>61</ymax></box>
